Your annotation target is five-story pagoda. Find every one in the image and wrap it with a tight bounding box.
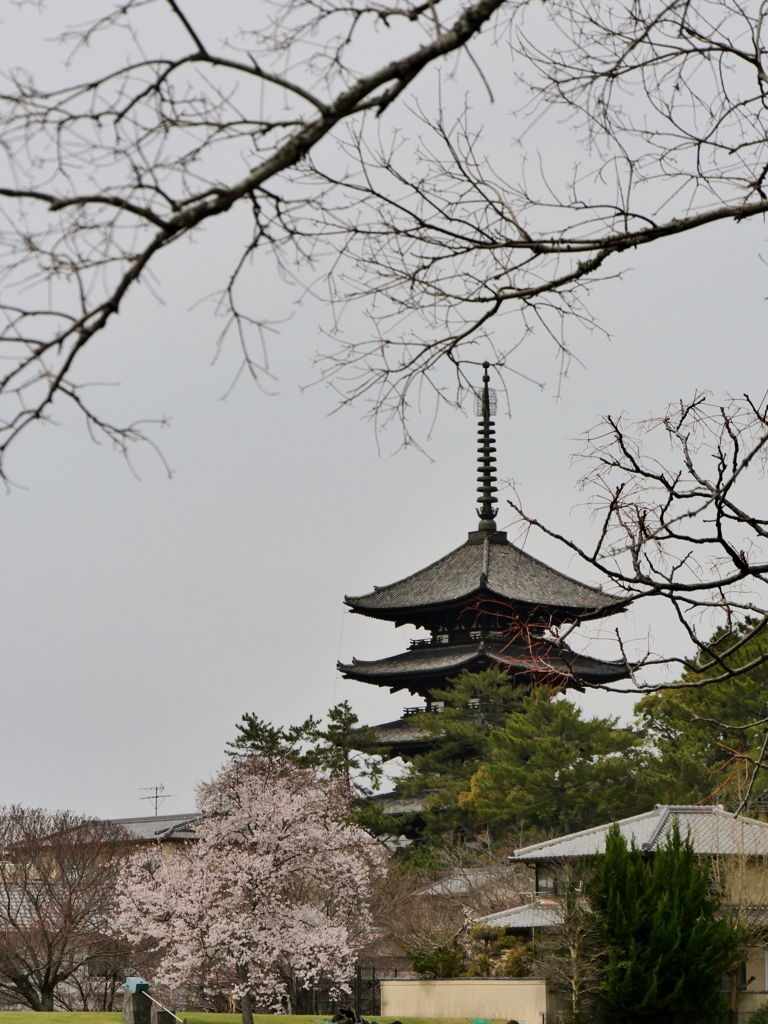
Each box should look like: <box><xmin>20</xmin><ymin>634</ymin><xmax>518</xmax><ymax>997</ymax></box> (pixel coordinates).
<box><xmin>338</xmin><ymin>364</ymin><xmax>630</xmax><ymax>740</ymax></box>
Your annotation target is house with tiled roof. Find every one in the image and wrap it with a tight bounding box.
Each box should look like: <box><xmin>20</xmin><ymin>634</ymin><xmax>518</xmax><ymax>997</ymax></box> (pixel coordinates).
<box><xmin>473</xmin><ymin>805</ymin><xmax>768</xmax><ymax>1020</ymax></box>
<box><xmin>514</xmin><ymin>803</ymin><xmax>768</xmax><ymax>862</ymax></box>
<box><xmin>106</xmin><ymin>812</ymin><xmax>201</xmax><ymax>844</ymax></box>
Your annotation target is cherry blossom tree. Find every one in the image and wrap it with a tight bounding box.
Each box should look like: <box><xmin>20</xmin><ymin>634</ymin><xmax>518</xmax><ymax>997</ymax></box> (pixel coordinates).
<box><xmin>115</xmin><ymin>756</ymin><xmax>385</xmax><ymax>1022</ymax></box>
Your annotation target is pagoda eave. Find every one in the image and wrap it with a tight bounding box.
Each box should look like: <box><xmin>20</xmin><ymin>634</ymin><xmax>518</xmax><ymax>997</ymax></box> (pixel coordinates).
<box><xmin>363</xmin><ymin>718</ymin><xmax>435</xmax><ymax>756</ymax></box>
<box><xmin>338</xmin><ymin>638</ymin><xmax>631</xmax><ymax>694</ymax></box>
<box><xmin>345</xmin><ymin>588</ymin><xmax>627</xmax><ymax>628</ymax></box>
<box><xmin>343</xmin><ymin>532</ymin><xmax>628</xmax><ymax>627</ymax></box>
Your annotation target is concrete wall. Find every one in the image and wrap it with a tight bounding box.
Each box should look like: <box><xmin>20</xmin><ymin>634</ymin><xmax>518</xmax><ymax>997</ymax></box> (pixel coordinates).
<box><xmin>737</xmin><ymin>990</ymin><xmax>768</xmax><ymax>1018</ymax></box>
<box><xmin>380</xmin><ymin>977</ymin><xmax>563</xmax><ymax>1022</ymax></box>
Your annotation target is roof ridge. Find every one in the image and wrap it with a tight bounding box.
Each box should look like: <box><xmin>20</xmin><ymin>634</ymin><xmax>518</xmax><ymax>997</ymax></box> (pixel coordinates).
<box><xmin>344</xmin><ymin>539</ymin><xmax>473</xmax><ymax>603</ymax></box>
<box><xmin>108</xmin><ymin>812</ymin><xmax>199</xmax><ymax>824</ymax></box>
<box><xmin>500</xmin><ymin>539</ymin><xmax>608</xmax><ymax>597</ymax></box>
<box><xmin>514</xmin><ymin>807</ymin><xmax>662</xmax><ymax>858</ymax></box>
<box><xmin>644</xmin><ymin>806</ymin><xmax>671</xmax><ymax>850</ymax></box>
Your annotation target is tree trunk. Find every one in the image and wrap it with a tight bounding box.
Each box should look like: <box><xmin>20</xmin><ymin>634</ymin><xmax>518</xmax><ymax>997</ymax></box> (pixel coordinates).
<box><xmin>560</xmin><ymin>792</ymin><xmax>571</xmax><ymax>835</ymax></box>
<box><xmin>237</xmin><ymin>966</ymin><xmax>253</xmax><ymax>1024</ymax></box>
<box><xmin>240</xmin><ymin>991</ymin><xmax>254</xmax><ymax>1024</ymax></box>
<box><xmin>727</xmin><ymin>965</ymin><xmax>741</xmax><ymax>1024</ymax></box>
<box><xmin>570</xmin><ymin>940</ymin><xmax>580</xmax><ymax>1020</ymax></box>
<box><xmin>107</xmin><ymin>972</ymin><xmax>117</xmax><ymax>1012</ymax></box>
<box><xmin>40</xmin><ymin>987</ymin><xmax>55</xmax><ymax>1012</ymax></box>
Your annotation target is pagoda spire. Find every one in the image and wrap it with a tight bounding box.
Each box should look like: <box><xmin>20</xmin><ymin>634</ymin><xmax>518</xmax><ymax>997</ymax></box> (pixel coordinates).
<box><xmin>476</xmin><ymin>361</ymin><xmax>498</xmax><ymax>532</ymax></box>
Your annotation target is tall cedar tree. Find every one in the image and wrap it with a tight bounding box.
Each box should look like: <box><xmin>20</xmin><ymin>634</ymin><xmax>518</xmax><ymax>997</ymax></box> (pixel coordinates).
<box><xmin>460</xmin><ymin>689</ymin><xmax>646</xmax><ymax>834</ymax></box>
<box><xmin>636</xmin><ymin>621</ymin><xmax>768</xmax><ymax>808</ymax></box>
<box><xmin>590</xmin><ymin>820</ymin><xmax>744</xmax><ymax>1024</ymax></box>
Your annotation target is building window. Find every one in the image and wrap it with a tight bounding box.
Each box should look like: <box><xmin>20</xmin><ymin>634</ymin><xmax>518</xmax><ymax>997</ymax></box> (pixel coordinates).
<box><xmin>536</xmin><ymin>864</ymin><xmax>557</xmax><ymax>895</ymax></box>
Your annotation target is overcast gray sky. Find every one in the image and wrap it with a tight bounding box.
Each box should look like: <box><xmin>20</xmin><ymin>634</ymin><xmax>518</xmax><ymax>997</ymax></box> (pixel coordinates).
<box><xmin>1</xmin><ymin>2</ymin><xmax>766</xmax><ymax>819</ymax></box>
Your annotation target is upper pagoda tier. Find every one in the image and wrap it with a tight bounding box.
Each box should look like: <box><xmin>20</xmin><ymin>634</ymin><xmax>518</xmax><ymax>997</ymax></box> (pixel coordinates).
<box><xmin>344</xmin><ymin>529</ymin><xmax>624</xmax><ymax>631</ymax></box>
<box><xmin>338</xmin><ymin>363</ymin><xmax>630</xmax><ymax>699</ymax></box>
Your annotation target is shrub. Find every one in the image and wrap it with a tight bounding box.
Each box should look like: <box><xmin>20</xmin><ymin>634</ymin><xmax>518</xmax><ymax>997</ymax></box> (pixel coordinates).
<box><xmin>408</xmin><ymin>941</ymin><xmax>466</xmax><ymax>978</ymax></box>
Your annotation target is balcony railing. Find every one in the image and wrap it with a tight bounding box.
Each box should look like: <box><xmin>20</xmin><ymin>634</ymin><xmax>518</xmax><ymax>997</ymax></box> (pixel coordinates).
<box><xmin>402</xmin><ymin>704</ymin><xmax>444</xmax><ymax>716</ymax></box>
<box><xmin>409</xmin><ymin>630</ymin><xmax>510</xmax><ymax>650</ymax></box>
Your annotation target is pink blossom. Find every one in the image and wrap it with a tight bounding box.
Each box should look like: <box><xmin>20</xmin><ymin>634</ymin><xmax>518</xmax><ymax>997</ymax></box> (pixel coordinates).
<box><xmin>116</xmin><ymin>757</ymin><xmax>385</xmax><ymax>1011</ymax></box>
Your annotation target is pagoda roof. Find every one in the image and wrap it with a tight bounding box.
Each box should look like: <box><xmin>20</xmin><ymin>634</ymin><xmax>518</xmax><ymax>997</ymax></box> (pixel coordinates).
<box><xmin>367</xmin><ymin>717</ymin><xmax>433</xmax><ymax>755</ymax></box>
<box><xmin>368</xmin><ymin>791</ymin><xmax>430</xmax><ymax>817</ymax></box>
<box><xmin>345</xmin><ymin>531</ymin><xmax>625</xmax><ymax>624</ymax></box>
<box><xmin>339</xmin><ymin>636</ymin><xmax>630</xmax><ymax>691</ymax></box>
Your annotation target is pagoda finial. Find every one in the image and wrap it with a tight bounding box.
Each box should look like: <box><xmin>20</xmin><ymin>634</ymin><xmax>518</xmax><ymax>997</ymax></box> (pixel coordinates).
<box><xmin>475</xmin><ymin>361</ymin><xmax>498</xmax><ymax>531</ymax></box>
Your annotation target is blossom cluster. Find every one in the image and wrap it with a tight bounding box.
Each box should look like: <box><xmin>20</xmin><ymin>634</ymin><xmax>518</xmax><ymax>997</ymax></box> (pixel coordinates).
<box><xmin>116</xmin><ymin>756</ymin><xmax>385</xmax><ymax>1006</ymax></box>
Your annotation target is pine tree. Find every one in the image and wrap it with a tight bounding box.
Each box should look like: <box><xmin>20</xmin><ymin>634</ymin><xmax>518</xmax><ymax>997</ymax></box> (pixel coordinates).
<box><xmin>397</xmin><ymin>666</ymin><xmax>529</xmax><ymax>834</ymax></box>
<box><xmin>460</xmin><ymin>688</ymin><xmax>646</xmax><ymax>834</ymax></box>
<box><xmin>636</xmin><ymin>620</ymin><xmax>768</xmax><ymax>809</ymax></box>
<box><xmin>228</xmin><ymin>702</ymin><xmax>383</xmax><ymax>794</ymax></box>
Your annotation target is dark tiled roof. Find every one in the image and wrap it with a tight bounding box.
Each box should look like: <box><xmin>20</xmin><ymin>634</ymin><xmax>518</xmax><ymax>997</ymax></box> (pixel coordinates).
<box><xmin>512</xmin><ymin>805</ymin><xmax>768</xmax><ymax>860</ymax></box>
<box><xmin>370</xmin><ymin>718</ymin><xmax>432</xmax><ymax>747</ymax></box>
<box><xmin>339</xmin><ymin>638</ymin><xmax>630</xmax><ymax>687</ymax></box>
<box><xmin>106</xmin><ymin>813</ymin><xmax>200</xmax><ymax>840</ymax></box>
<box><xmin>345</xmin><ymin>533</ymin><xmax>625</xmax><ymax>622</ymax></box>
<box><xmin>368</xmin><ymin>791</ymin><xmax>430</xmax><ymax>816</ymax></box>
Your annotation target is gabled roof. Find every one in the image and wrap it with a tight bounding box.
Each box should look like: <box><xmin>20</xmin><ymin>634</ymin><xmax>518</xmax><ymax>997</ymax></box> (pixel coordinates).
<box><xmin>419</xmin><ymin>867</ymin><xmax>494</xmax><ymax>897</ymax></box>
<box><xmin>476</xmin><ymin>901</ymin><xmax>565</xmax><ymax>930</ymax></box>
<box><xmin>106</xmin><ymin>813</ymin><xmax>201</xmax><ymax>841</ymax></box>
<box><xmin>513</xmin><ymin>805</ymin><xmax>768</xmax><ymax>860</ymax></box>
<box><xmin>345</xmin><ymin>532</ymin><xmax>625</xmax><ymax>623</ymax></box>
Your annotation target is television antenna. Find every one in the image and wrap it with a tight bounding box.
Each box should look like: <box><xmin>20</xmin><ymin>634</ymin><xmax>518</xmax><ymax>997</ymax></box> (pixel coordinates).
<box><xmin>139</xmin><ymin>785</ymin><xmax>175</xmax><ymax>816</ymax></box>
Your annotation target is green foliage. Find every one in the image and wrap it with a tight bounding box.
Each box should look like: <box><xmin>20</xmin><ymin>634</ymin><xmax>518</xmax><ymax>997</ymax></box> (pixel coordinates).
<box><xmin>467</xmin><ymin>926</ymin><xmax>531</xmax><ymax>977</ymax></box>
<box><xmin>408</xmin><ymin>941</ymin><xmax>466</xmax><ymax>978</ymax></box>
<box><xmin>750</xmin><ymin>1003</ymin><xmax>768</xmax><ymax>1024</ymax></box>
<box><xmin>591</xmin><ymin>820</ymin><xmax>745</xmax><ymax>1024</ymax></box>
<box><xmin>301</xmin><ymin>701</ymin><xmax>385</xmax><ymax>795</ymax></box>
<box><xmin>227</xmin><ymin>712</ymin><xmax>321</xmax><ymax>759</ymax></box>
<box><xmin>227</xmin><ymin>701</ymin><xmax>385</xmax><ymax>798</ymax></box>
<box><xmin>461</xmin><ymin>688</ymin><xmax>646</xmax><ymax>834</ymax></box>
<box><xmin>351</xmin><ymin>797</ymin><xmax>415</xmax><ymax>837</ymax></box>
<box><xmin>635</xmin><ymin>621</ymin><xmax>768</xmax><ymax>809</ymax></box>
<box><xmin>398</xmin><ymin>666</ymin><xmax>528</xmax><ymax>833</ymax></box>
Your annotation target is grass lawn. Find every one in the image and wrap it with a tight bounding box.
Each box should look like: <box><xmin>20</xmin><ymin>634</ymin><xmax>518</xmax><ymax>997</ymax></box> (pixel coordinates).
<box><xmin>0</xmin><ymin>1015</ymin><xmax>507</xmax><ymax>1024</ymax></box>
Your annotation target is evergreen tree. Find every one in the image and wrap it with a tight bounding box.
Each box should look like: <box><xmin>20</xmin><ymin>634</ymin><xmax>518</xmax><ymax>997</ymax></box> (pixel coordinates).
<box><xmin>591</xmin><ymin>820</ymin><xmax>744</xmax><ymax>1024</ymax></box>
<box><xmin>460</xmin><ymin>689</ymin><xmax>646</xmax><ymax>834</ymax></box>
<box><xmin>397</xmin><ymin>666</ymin><xmax>528</xmax><ymax>834</ymax></box>
<box><xmin>227</xmin><ymin>712</ymin><xmax>321</xmax><ymax>759</ymax></box>
<box><xmin>302</xmin><ymin>700</ymin><xmax>386</xmax><ymax>796</ymax></box>
<box><xmin>227</xmin><ymin>702</ymin><xmax>384</xmax><ymax>797</ymax></box>
<box><xmin>636</xmin><ymin>620</ymin><xmax>768</xmax><ymax>809</ymax></box>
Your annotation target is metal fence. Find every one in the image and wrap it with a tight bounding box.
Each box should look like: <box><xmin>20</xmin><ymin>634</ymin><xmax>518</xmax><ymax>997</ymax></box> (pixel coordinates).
<box><xmin>352</xmin><ymin>964</ymin><xmax>381</xmax><ymax>1018</ymax></box>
